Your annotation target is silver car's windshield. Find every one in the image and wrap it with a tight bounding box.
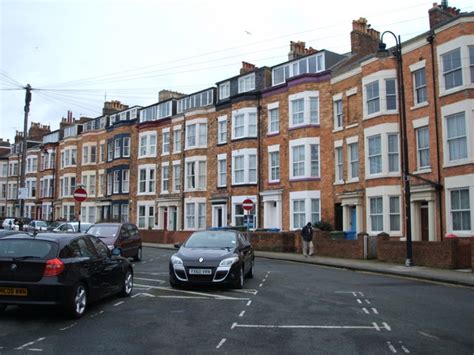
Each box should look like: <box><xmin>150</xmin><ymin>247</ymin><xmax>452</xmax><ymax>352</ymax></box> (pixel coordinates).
<box><xmin>87</xmin><ymin>225</ymin><xmax>118</xmax><ymax>238</ymax></box>
<box><xmin>184</xmin><ymin>231</ymin><xmax>237</xmax><ymax>249</ymax></box>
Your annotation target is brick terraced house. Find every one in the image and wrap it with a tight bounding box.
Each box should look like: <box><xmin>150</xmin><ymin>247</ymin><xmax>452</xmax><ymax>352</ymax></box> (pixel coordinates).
<box><xmin>4</xmin><ymin>3</ymin><xmax>473</xmax><ymax>241</ymax></box>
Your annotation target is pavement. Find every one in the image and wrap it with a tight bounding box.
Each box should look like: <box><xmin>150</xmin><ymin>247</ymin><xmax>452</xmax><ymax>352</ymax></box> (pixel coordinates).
<box><xmin>144</xmin><ymin>242</ymin><xmax>474</xmax><ymax>288</ymax></box>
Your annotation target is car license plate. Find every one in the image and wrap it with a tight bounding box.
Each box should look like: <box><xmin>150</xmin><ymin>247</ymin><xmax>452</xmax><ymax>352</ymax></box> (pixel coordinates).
<box><xmin>0</xmin><ymin>287</ymin><xmax>28</xmax><ymax>296</ymax></box>
<box><xmin>189</xmin><ymin>268</ymin><xmax>212</xmax><ymax>275</ymax></box>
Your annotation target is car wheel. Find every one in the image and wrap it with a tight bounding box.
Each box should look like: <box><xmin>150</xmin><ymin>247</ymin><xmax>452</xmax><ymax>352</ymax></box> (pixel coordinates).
<box><xmin>246</xmin><ymin>259</ymin><xmax>254</xmax><ymax>279</ymax></box>
<box><xmin>67</xmin><ymin>283</ymin><xmax>87</xmax><ymax>319</ymax></box>
<box><xmin>120</xmin><ymin>269</ymin><xmax>133</xmax><ymax>297</ymax></box>
<box><xmin>233</xmin><ymin>266</ymin><xmax>244</xmax><ymax>289</ymax></box>
<box><xmin>133</xmin><ymin>247</ymin><xmax>142</xmax><ymax>262</ymax></box>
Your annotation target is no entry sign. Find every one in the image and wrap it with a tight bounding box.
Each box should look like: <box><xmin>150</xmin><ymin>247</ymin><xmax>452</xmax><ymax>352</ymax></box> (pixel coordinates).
<box><xmin>73</xmin><ymin>187</ymin><xmax>88</xmax><ymax>202</ymax></box>
<box><xmin>242</xmin><ymin>199</ymin><xmax>254</xmax><ymax>211</ymax></box>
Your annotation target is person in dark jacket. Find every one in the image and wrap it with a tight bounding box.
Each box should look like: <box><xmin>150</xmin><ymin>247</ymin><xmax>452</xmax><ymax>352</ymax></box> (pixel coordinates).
<box><xmin>301</xmin><ymin>222</ymin><xmax>314</xmax><ymax>257</ymax></box>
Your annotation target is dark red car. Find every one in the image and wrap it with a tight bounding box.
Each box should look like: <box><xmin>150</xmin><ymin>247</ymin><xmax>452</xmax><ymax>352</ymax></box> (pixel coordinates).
<box><xmin>86</xmin><ymin>223</ymin><xmax>142</xmax><ymax>262</ymax></box>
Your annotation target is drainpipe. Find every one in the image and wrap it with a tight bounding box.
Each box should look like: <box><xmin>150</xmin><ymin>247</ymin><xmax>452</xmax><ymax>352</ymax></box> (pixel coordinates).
<box><xmin>427</xmin><ymin>31</ymin><xmax>444</xmax><ymax>240</ymax></box>
<box><xmin>257</xmin><ymin>96</ymin><xmax>263</xmax><ymax>229</ymax></box>
<box><xmin>180</xmin><ymin>116</ymin><xmax>186</xmax><ymax>231</ymax></box>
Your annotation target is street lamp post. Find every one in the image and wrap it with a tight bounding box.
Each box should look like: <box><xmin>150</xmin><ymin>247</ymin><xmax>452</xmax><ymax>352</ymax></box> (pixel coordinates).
<box><xmin>378</xmin><ymin>31</ymin><xmax>414</xmax><ymax>267</ymax></box>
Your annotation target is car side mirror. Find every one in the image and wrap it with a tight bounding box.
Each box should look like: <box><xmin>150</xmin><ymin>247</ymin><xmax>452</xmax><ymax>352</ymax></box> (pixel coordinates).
<box><xmin>111</xmin><ymin>247</ymin><xmax>122</xmax><ymax>256</ymax></box>
<box><xmin>174</xmin><ymin>243</ymin><xmax>181</xmax><ymax>249</ymax></box>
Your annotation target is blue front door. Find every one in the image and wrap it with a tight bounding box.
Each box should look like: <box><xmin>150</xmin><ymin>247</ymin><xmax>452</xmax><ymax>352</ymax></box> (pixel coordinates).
<box><xmin>350</xmin><ymin>206</ymin><xmax>357</xmax><ymax>232</ymax></box>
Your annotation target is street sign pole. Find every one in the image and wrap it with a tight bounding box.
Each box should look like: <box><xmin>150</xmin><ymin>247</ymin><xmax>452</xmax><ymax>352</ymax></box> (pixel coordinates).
<box><xmin>73</xmin><ymin>187</ymin><xmax>88</xmax><ymax>232</ymax></box>
<box><xmin>242</xmin><ymin>199</ymin><xmax>254</xmax><ymax>239</ymax></box>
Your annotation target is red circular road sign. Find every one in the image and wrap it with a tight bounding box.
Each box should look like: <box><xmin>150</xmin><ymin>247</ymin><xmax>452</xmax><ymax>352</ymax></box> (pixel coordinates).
<box><xmin>73</xmin><ymin>187</ymin><xmax>88</xmax><ymax>202</ymax></box>
<box><xmin>242</xmin><ymin>199</ymin><xmax>254</xmax><ymax>211</ymax></box>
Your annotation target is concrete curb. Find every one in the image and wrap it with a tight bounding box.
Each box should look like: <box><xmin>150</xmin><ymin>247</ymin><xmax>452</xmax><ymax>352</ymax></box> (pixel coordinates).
<box><xmin>143</xmin><ymin>243</ymin><xmax>474</xmax><ymax>288</ymax></box>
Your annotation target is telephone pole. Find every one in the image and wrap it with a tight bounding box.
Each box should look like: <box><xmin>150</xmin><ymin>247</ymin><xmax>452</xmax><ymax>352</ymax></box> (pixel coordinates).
<box><xmin>19</xmin><ymin>84</ymin><xmax>32</xmax><ymax>221</ymax></box>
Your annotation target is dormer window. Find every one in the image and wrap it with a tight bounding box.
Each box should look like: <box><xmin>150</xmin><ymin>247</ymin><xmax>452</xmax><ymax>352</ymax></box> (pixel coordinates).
<box><xmin>238</xmin><ymin>73</ymin><xmax>255</xmax><ymax>93</ymax></box>
<box><xmin>219</xmin><ymin>81</ymin><xmax>230</xmax><ymax>100</ymax></box>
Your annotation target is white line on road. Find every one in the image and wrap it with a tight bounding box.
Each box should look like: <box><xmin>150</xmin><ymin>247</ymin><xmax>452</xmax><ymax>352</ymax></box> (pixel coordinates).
<box><xmin>114</xmin><ymin>301</ymin><xmax>125</xmax><ymax>307</ymax></box>
<box><xmin>134</xmin><ymin>283</ymin><xmax>248</xmax><ymax>300</ymax></box>
<box><xmin>231</xmin><ymin>323</ymin><xmax>391</xmax><ymax>331</ymax></box>
<box><xmin>27</xmin><ymin>349</ymin><xmax>43</xmax><ymax>352</ymax></box>
<box><xmin>132</xmin><ymin>292</ymin><xmax>156</xmax><ymax>298</ymax></box>
<box><xmin>216</xmin><ymin>338</ymin><xmax>226</xmax><ymax>349</ymax></box>
<box><xmin>262</xmin><ymin>278</ymin><xmax>266</xmax><ymax>282</ymax></box>
<box><xmin>239</xmin><ymin>311</ymin><xmax>245</xmax><ymax>317</ymax></box>
<box><xmin>362</xmin><ymin>308</ymin><xmax>369</xmax><ymax>314</ymax></box>
<box><xmin>352</xmin><ymin>292</ymin><xmax>357</xmax><ymax>297</ymax></box>
<box><xmin>387</xmin><ymin>341</ymin><xmax>397</xmax><ymax>353</ymax></box>
<box><xmin>357</xmin><ymin>299</ymin><xmax>362</xmax><ymax>304</ymax></box>
<box><xmin>16</xmin><ymin>338</ymin><xmax>46</xmax><ymax>350</ymax></box>
<box><xmin>383</xmin><ymin>322</ymin><xmax>392</xmax><ymax>331</ymax></box>
<box><xmin>60</xmin><ymin>323</ymin><xmax>77</xmax><ymax>331</ymax></box>
<box><xmin>418</xmin><ymin>331</ymin><xmax>439</xmax><ymax>339</ymax></box>
<box><xmin>135</xmin><ymin>277</ymin><xmax>166</xmax><ymax>284</ymax></box>
<box><xmin>259</xmin><ymin>283</ymin><xmax>263</xmax><ymax>287</ymax></box>
<box><xmin>365</xmin><ymin>299</ymin><xmax>371</xmax><ymax>304</ymax></box>
<box><xmin>246</xmin><ymin>300</ymin><xmax>252</xmax><ymax>306</ymax></box>
<box><xmin>233</xmin><ymin>289</ymin><xmax>258</xmax><ymax>295</ymax></box>
<box><xmin>372</xmin><ymin>308</ymin><xmax>379</xmax><ymax>314</ymax></box>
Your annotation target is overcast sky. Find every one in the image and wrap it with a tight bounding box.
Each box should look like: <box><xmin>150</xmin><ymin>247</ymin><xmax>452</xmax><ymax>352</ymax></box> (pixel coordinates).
<box><xmin>1</xmin><ymin>0</ymin><xmax>473</xmax><ymax>143</ymax></box>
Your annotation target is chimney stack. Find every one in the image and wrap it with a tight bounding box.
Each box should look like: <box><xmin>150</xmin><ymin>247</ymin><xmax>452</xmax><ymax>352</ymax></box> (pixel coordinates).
<box><xmin>288</xmin><ymin>41</ymin><xmax>317</xmax><ymax>61</ymax></box>
<box><xmin>350</xmin><ymin>18</ymin><xmax>380</xmax><ymax>56</ymax></box>
<box><xmin>240</xmin><ymin>61</ymin><xmax>256</xmax><ymax>75</ymax></box>
<box><xmin>428</xmin><ymin>2</ymin><xmax>460</xmax><ymax>29</ymax></box>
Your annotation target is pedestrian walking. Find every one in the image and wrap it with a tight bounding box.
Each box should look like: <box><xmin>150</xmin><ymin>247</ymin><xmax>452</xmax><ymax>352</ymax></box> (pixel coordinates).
<box><xmin>301</xmin><ymin>222</ymin><xmax>314</xmax><ymax>257</ymax></box>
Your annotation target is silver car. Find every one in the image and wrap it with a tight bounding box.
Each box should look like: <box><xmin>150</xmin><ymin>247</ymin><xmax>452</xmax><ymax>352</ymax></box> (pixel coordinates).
<box><xmin>47</xmin><ymin>221</ymin><xmax>92</xmax><ymax>233</ymax></box>
<box><xmin>25</xmin><ymin>220</ymin><xmax>49</xmax><ymax>232</ymax></box>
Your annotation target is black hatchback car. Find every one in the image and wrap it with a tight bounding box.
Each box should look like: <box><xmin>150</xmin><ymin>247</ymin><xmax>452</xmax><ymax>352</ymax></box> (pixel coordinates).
<box><xmin>0</xmin><ymin>233</ymin><xmax>133</xmax><ymax>318</ymax></box>
<box><xmin>169</xmin><ymin>229</ymin><xmax>254</xmax><ymax>289</ymax></box>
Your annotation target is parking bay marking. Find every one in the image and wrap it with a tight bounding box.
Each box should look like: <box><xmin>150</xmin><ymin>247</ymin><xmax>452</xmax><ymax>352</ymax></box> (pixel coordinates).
<box><xmin>231</xmin><ymin>322</ymin><xmax>391</xmax><ymax>331</ymax></box>
<box><xmin>15</xmin><ymin>337</ymin><xmax>46</xmax><ymax>350</ymax></box>
<box><xmin>135</xmin><ymin>277</ymin><xmax>167</xmax><ymax>284</ymax></box>
<box><xmin>134</xmin><ymin>283</ymin><xmax>250</xmax><ymax>300</ymax></box>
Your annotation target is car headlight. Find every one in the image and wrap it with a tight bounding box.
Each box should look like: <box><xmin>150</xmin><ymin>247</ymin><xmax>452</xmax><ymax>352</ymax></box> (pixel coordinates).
<box><xmin>171</xmin><ymin>255</ymin><xmax>183</xmax><ymax>266</ymax></box>
<box><xmin>219</xmin><ymin>257</ymin><xmax>239</xmax><ymax>267</ymax></box>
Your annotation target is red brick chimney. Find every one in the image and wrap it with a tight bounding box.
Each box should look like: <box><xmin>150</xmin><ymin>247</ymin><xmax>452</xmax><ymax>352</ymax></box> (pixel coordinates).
<box><xmin>428</xmin><ymin>2</ymin><xmax>460</xmax><ymax>29</ymax></box>
<box><xmin>102</xmin><ymin>100</ymin><xmax>129</xmax><ymax>116</ymax></box>
<box><xmin>288</xmin><ymin>41</ymin><xmax>317</xmax><ymax>61</ymax></box>
<box><xmin>240</xmin><ymin>61</ymin><xmax>256</xmax><ymax>75</ymax></box>
<box><xmin>350</xmin><ymin>18</ymin><xmax>380</xmax><ymax>56</ymax></box>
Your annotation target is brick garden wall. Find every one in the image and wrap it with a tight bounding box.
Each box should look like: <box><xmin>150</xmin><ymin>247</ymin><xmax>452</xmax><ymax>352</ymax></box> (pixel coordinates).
<box><xmin>377</xmin><ymin>235</ymin><xmax>472</xmax><ymax>269</ymax></box>
<box><xmin>313</xmin><ymin>231</ymin><xmax>365</xmax><ymax>259</ymax></box>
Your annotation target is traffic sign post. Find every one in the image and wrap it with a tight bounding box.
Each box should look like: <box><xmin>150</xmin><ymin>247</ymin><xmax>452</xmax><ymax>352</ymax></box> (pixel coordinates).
<box><xmin>73</xmin><ymin>187</ymin><xmax>88</xmax><ymax>232</ymax></box>
<box><xmin>242</xmin><ymin>199</ymin><xmax>254</xmax><ymax>238</ymax></box>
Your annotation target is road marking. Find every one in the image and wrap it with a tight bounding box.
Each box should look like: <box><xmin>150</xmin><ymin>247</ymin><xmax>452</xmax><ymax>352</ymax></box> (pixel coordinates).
<box><xmin>114</xmin><ymin>301</ymin><xmax>125</xmax><ymax>307</ymax></box>
<box><xmin>239</xmin><ymin>311</ymin><xmax>245</xmax><ymax>317</ymax></box>
<box><xmin>352</xmin><ymin>292</ymin><xmax>357</xmax><ymax>297</ymax></box>
<box><xmin>418</xmin><ymin>331</ymin><xmax>440</xmax><ymax>340</ymax></box>
<box><xmin>16</xmin><ymin>338</ymin><xmax>46</xmax><ymax>350</ymax></box>
<box><xmin>141</xmin><ymin>261</ymin><xmax>147</xmax><ymax>264</ymax></box>
<box><xmin>372</xmin><ymin>308</ymin><xmax>379</xmax><ymax>314</ymax></box>
<box><xmin>365</xmin><ymin>299</ymin><xmax>371</xmax><ymax>304</ymax></box>
<box><xmin>132</xmin><ymin>292</ymin><xmax>156</xmax><ymax>298</ymax></box>
<box><xmin>60</xmin><ymin>323</ymin><xmax>77</xmax><ymax>331</ymax></box>
<box><xmin>135</xmin><ymin>277</ymin><xmax>166</xmax><ymax>284</ymax></box>
<box><xmin>233</xmin><ymin>289</ymin><xmax>258</xmax><ymax>295</ymax></box>
<box><xmin>216</xmin><ymin>338</ymin><xmax>226</xmax><ymax>349</ymax></box>
<box><xmin>231</xmin><ymin>322</ymin><xmax>391</xmax><ymax>331</ymax></box>
<box><xmin>357</xmin><ymin>299</ymin><xmax>362</xmax><ymax>304</ymax></box>
<box><xmin>134</xmin><ymin>271</ymin><xmax>168</xmax><ymax>275</ymax></box>
<box><xmin>246</xmin><ymin>300</ymin><xmax>252</xmax><ymax>306</ymax></box>
<box><xmin>262</xmin><ymin>279</ymin><xmax>266</xmax><ymax>283</ymax></box>
<box><xmin>362</xmin><ymin>308</ymin><xmax>369</xmax><ymax>314</ymax></box>
<box><xmin>259</xmin><ymin>283</ymin><xmax>263</xmax><ymax>287</ymax></box>
<box><xmin>399</xmin><ymin>341</ymin><xmax>410</xmax><ymax>353</ymax></box>
<box><xmin>90</xmin><ymin>311</ymin><xmax>104</xmax><ymax>318</ymax></box>
<box><xmin>27</xmin><ymin>349</ymin><xmax>43</xmax><ymax>352</ymax></box>
<box><xmin>387</xmin><ymin>341</ymin><xmax>397</xmax><ymax>353</ymax></box>
<box><xmin>134</xmin><ymin>284</ymin><xmax>250</xmax><ymax>300</ymax></box>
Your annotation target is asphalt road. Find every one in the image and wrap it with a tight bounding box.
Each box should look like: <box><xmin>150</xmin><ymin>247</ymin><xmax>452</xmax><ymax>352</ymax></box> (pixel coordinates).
<box><xmin>0</xmin><ymin>247</ymin><xmax>473</xmax><ymax>354</ymax></box>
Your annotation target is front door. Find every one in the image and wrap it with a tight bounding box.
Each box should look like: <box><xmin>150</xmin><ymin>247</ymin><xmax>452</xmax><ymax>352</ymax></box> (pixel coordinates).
<box><xmin>212</xmin><ymin>205</ymin><xmax>225</xmax><ymax>228</ymax></box>
<box><xmin>350</xmin><ymin>206</ymin><xmax>357</xmax><ymax>232</ymax></box>
<box><xmin>163</xmin><ymin>208</ymin><xmax>168</xmax><ymax>231</ymax></box>
<box><xmin>420</xmin><ymin>202</ymin><xmax>429</xmax><ymax>241</ymax></box>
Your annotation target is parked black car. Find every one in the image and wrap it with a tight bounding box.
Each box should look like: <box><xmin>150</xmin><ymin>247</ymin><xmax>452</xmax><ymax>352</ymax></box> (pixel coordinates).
<box><xmin>169</xmin><ymin>229</ymin><xmax>254</xmax><ymax>289</ymax></box>
<box><xmin>86</xmin><ymin>223</ymin><xmax>142</xmax><ymax>261</ymax></box>
<box><xmin>0</xmin><ymin>233</ymin><xmax>133</xmax><ymax>318</ymax></box>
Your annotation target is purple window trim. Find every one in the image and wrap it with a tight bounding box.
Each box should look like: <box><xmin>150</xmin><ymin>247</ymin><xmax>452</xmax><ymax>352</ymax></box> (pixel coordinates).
<box><xmin>289</xmin><ymin>177</ymin><xmax>321</xmax><ymax>182</ymax></box>
<box><xmin>266</xmin><ymin>132</ymin><xmax>280</xmax><ymax>137</ymax></box>
<box><xmin>288</xmin><ymin>124</ymin><xmax>320</xmax><ymax>132</ymax></box>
